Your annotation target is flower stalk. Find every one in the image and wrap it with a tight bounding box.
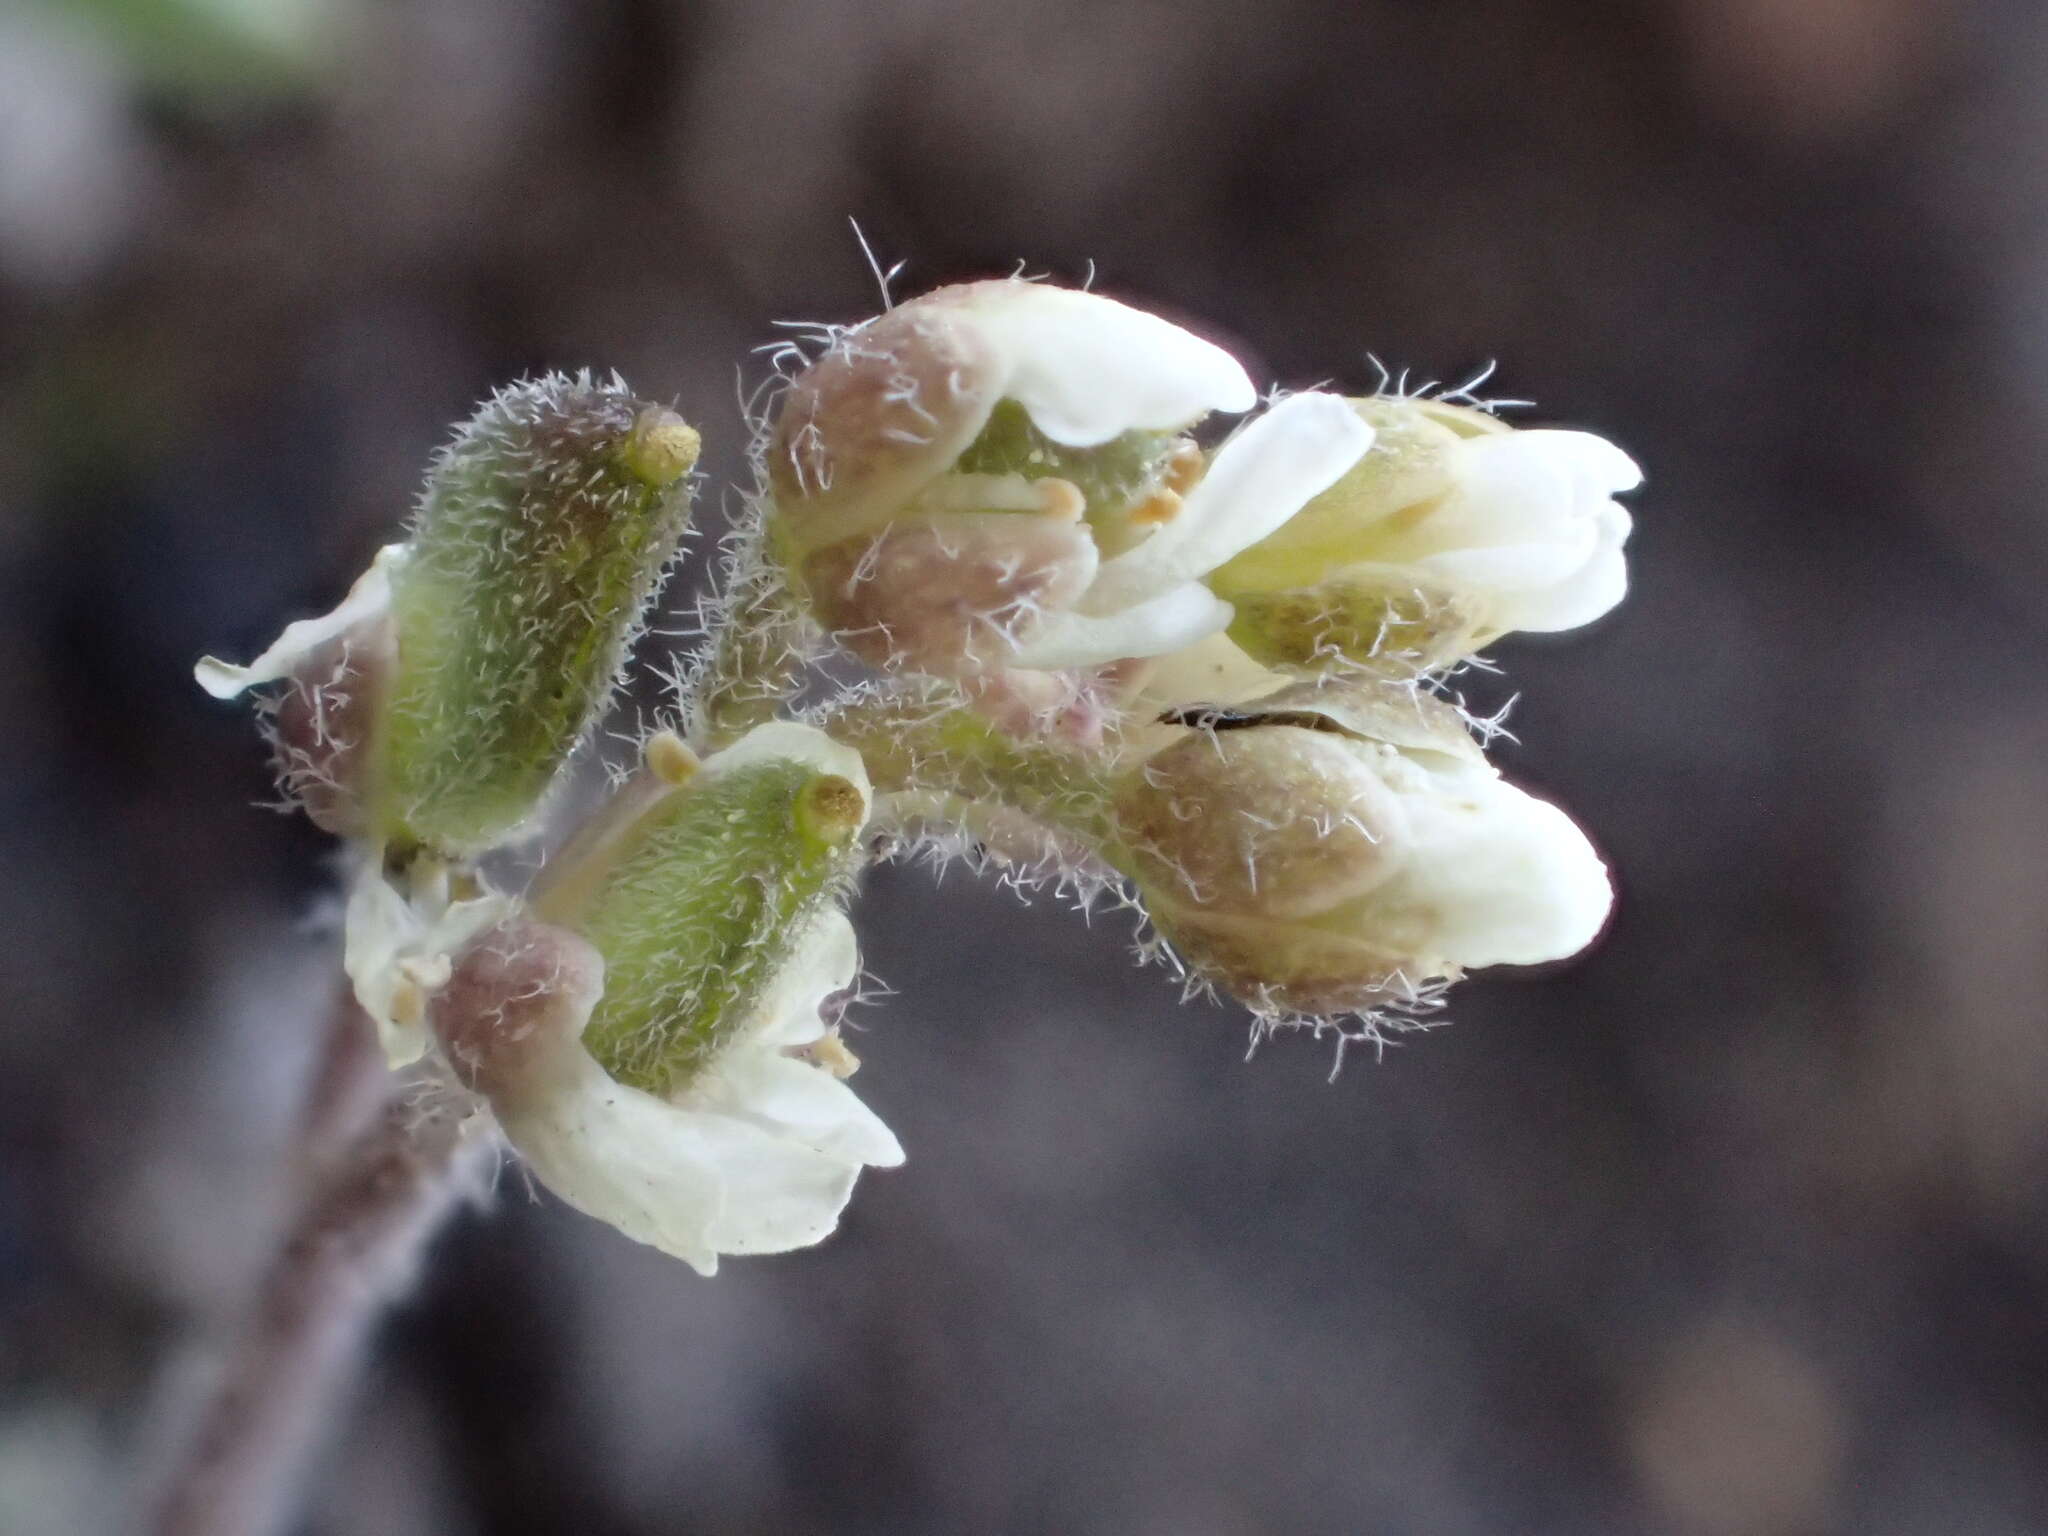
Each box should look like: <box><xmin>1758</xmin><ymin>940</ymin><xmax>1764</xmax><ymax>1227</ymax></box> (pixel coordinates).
<box><xmin>152</xmin><ymin>1095</ymin><xmax>481</xmax><ymax>1536</ymax></box>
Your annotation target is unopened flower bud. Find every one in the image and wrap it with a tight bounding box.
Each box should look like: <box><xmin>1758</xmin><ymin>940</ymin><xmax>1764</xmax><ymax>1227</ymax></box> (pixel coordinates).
<box><xmin>1207</xmin><ymin>398</ymin><xmax>1640</xmax><ymax>674</ymax></box>
<box><xmin>767</xmin><ymin>281</ymin><xmax>1370</xmax><ymax>682</ymax></box>
<box><xmin>380</xmin><ymin>374</ymin><xmax>699</xmax><ymax>852</ymax></box>
<box><xmin>1113</xmin><ymin>681</ymin><xmax>1611</xmax><ymax>1015</ymax></box>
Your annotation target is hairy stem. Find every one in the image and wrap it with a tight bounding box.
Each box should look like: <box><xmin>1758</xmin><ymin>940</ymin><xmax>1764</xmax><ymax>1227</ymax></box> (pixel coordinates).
<box><xmin>690</xmin><ymin>519</ymin><xmax>812</xmax><ymax>751</ymax></box>
<box><xmin>151</xmin><ymin>1092</ymin><xmax>483</xmax><ymax>1536</ymax></box>
<box><xmin>820</xmin><ymin>686</ymin><xmax>1124</xmax><ymax>851</ymax></box>
<box><xmin>291</xmin><ymin>980</ymin><xmax>392</xmax><ymax>1186</ymax></box>
<box><xmin>874</xmin><ymin>788</ymin><xmax>1110</xmax><ymax>876</ymax></box>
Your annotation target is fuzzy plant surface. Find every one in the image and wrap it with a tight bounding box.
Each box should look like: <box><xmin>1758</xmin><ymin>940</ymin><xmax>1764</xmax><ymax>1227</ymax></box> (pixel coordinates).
<box><xmin>382</xmin><ymin>375</ymin><xmax>700</xmax><ymax>852</ymax></box>
<box><xmin>195</xmin><ymin>274</ymin><xmax>1639</xmax><ymax>1276</ymax></box>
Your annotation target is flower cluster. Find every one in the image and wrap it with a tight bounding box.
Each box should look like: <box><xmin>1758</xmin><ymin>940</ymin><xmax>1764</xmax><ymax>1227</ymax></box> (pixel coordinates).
<box><xmin>199</xmin><ymin>279</ymin><xmax>1638</xmax><ymax>1271</ymax></box>
<box><xmin>772</xmin><ymin>279</ymin><xmax>1633</xmax><ymax>1031</ymax></box>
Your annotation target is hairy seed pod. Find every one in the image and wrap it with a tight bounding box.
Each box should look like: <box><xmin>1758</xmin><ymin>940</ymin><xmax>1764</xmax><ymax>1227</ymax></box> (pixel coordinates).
<box><xmin>549</xmin><ymin>724</ymin><xmax>872</xmax><ymax>1096</ymax></box>
<box><xmin>379</xmin><ymin>374</ymin><xmax>699</xmax><ymax>852</ymax></box>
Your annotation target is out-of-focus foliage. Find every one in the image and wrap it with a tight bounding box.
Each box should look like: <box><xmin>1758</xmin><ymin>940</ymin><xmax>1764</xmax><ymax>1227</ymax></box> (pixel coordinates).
<box><xmin>36</xmin><ymin>0</ymin><xmax>334</xmax><ymax>98</ymax></box>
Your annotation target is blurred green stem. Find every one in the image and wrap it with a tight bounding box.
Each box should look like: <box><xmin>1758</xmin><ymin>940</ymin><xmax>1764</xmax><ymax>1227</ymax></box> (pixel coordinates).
<box><xmin>821</xmin><ymin>688</ymin><xmax>1122</xmax><ymax>851</ymax></box>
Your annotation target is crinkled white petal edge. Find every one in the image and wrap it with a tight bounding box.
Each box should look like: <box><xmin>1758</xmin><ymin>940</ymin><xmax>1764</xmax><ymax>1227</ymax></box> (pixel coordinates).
<box><xmin>959</xmin><ymin>280</ymin><xmax>1258</xmax><ymax>446</ymax></box>
<box><xmin>1432</xmin><ymin>428</ymin><xmax>1641</xmax><ymax>633</ymax></box>
<box><xmin>194</xmin><ymin>543</ymin><xmax>408</xmax><ymax>699</ymax></box>
<box><xmin>493</xmin><ymin>908</ymin><xmax>900</xmax><ymax>1275</ymax></box>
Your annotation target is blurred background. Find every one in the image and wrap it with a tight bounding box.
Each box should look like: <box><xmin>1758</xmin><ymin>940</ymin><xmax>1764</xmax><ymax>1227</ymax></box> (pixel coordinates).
<box><xmin>5</xmin><ymin>0</ymin><xmax>2048</xmax><ymax>1531</ymax></box>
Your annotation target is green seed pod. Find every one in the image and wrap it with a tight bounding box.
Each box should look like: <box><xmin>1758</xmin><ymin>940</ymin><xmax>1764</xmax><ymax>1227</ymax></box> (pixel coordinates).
<box><xmin>378</xmin><ymin>374</ymin><xmax>700</xmax><ymax>852</ymax></box>
<box><xmin>545</xmin><ymin>724</ymin><xmax>871</xmax><ymax>1096</ymax></box>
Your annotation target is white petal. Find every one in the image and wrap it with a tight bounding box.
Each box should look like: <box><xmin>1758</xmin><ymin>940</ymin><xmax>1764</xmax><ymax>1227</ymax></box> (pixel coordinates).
<box><xmin>744</xmin><ymin>908</ymin><xmax>861</xmax><ymax>1049</ymax></box>
<box><xmin>1511</xmin><ymin>428</ymin><xmax>1643</xmax><ymax>494</ymax></box>
<box><xmin>961</xmin><ymin>281</ymin><xmax>1257</xmax><ymax>445</ymax></box>
<box><xmin>1007</xmin><ymin>581</ymin><xmax>1234</xmax><ymax>671</ymax></box>
<box><xmin>1430</xmin><ymin>434</ymin><xmax>1591</xmax><ymax>558</ymax></box>
<box><xmin>494</xmin><ymin>1045</ymin><xmax>726</xmax><ymax>1272</ymax></box>
<box><xmin>1493</xmin><ymin>529</ymin><xmax>1629</xmax><ymax>632</ymax></box>
<box><xmin>1404</xmin><ymin>430</ymin><xmax>1636</xmax><ymax>630</ymax></box>
<box><xmin>1392</xmin><ymin>770</ymin><xmax>1612</xmax><ymax>968</ymax></box>
<box><xmin>195</xmin><ymin>544</ymin><xmax>407</xmax><ymax>699</ymax></box>
<box><xmin>692</xmin><ymin>1047</ymin><xmax>905</xmax><ymax>1167</ymax></box>
<box><xmin>342</xmin><ymin>869</ymin><xmax>425</xmax><ymax>1064</ymax></box>
<box><xmin>1078</xmin><ymin>394</ymin><xmax>1373</xmax><ymax>617</ymax></box>
<box><xmin>1411</xmin><ymin>534</ymin><xmax>1598</xmax><ymax>596</ymax></box>
<box><xmin>496</xmin><ymin>1042</ymin><xmax>870</xmax><ymax>1272</ymax></box>
<box><xmin>693</xmin><ymin>1115</ymin><xmax>865</xmax><ymax>1256</ymax></box>
<box><xmin>1132</xmin><ymin>630</ymin><xmax>1294</xmax><ymax>710</ymax></box>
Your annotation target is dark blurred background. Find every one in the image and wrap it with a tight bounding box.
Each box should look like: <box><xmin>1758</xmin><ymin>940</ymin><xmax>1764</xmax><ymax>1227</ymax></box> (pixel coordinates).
<box><xmin>5</xmin><ymin>0</ymin><xmax>2048</xmax><ymax>1531</ymax></box>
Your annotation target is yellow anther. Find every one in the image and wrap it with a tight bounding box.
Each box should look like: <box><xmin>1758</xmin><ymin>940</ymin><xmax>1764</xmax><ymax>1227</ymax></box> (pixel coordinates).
<box><xmin>1160</xmin><ymin>439</ymin><xmax>1205</xmax><ymax>497</ymax></box>
<box><xmin>391</xmin><ymin>977</ymin><xmax>426</xmax><ymax>1030</ymax></box>
<box><xmin>1035</xmin><ymin>477</ymin><xmax>1086</xmax><ymax>522</ymax></box>
<box><xmin>1128</xmin><ymin>487</ymin><xmax>1183</xmax><ymax>527</ymax></box>
<box><xmin>643</xmin><ymin>730</ymin><xmax>701</xmax><ymax>786</ymax></box>
<box><xmin>797</xmin><ymin>1031</ymin><xmax>862</xmax><ymax>1078</ymax></box>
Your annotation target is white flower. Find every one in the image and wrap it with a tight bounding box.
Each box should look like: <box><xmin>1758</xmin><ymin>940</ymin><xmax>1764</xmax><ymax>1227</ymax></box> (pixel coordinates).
<box><xmin>415</xmin><ymin>719</ymin><xmax>896</xmax><ymax>1273</ymax></box>
<box><xmin>770</xmin><ymin>281</ymin><xmax>1374</xmax><ymax>682</ymax></box>
<box><xmin>442</xmin><ymin>908</ymin><xmax>901</xmax><ymax>1275</ymax></box>
<box><xmin>1208</xmin><ymin>399</ymin><xmax>1641</xmax><ymax>673</ymax></box>
<box><xmin>1115</xmin><ymin>681</ymin><xmax>1612</xmax><ymax>1015</ymax></box>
